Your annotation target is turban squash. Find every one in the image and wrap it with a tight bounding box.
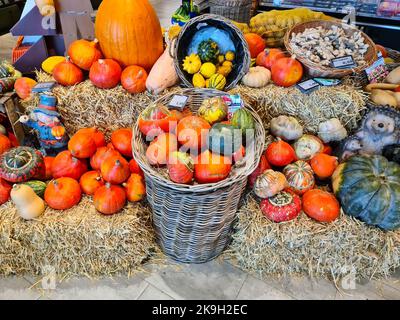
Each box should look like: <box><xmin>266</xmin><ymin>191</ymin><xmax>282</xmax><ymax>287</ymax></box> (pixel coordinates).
<box><xmin>95</xmin><ymin>0</ymin><xmax>163</xmax><ymax>70</ymax></box>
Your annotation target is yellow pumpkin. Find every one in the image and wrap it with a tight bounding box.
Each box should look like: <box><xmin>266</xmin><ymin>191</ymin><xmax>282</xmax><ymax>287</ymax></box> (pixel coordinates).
<box><xmin>225</xmin><ymin>51</ymin><xmax>235</xmax><ymax>61</ymax></box>
<box><xmin>207</xmin><ymin>74</ymin><xmax>226</xmax><ymax>90</ymax></box>
<box><xmin>41</xmin><ymin>56</ymin><xmax>65</xmax><ymax>74</ymax></box>
<box><xmin>95</xmin><ymin>0</ymin><xmax>164</xmax><ymax>70</ymax></box>
<box><xmin>183</xmin><ymin>54</ymin><xmax>202</xmax><ymax>74</ymax></box>
<box><xmin>200</xmin><ymin>62</ymin><xmax>216</xmax><ymax>79</ymax></box>
<box><xmin>193</xmin><ymin>73</ymin><xmax>206</xmax><ymax>88</ymax></box>
<box><xmin>217</xmin><ymin>65</ymin><xmax>232</xmax><ymax>77</ymax></box>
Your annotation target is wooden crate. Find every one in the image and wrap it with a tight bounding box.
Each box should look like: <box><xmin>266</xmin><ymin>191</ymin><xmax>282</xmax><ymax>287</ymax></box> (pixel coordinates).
<box><xmin>0</xmin><ymin>92</ymin><xmax>26</xmax><ymax>144</ymax></box>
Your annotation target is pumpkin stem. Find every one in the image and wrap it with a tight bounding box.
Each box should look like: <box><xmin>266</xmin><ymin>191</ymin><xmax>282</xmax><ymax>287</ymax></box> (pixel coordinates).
<box><xmin>105</xmin><ymin>182</ymin><xmax>111</xmax><ymax>189</ymax></box>
<box><xmin>122</xmin><ymin>182</ymin><xmax>127</xmax><ymax>188</ymax></box>
<box><xmin>98</xmin><ymin>59</ymin><xmax>105</xmax><ymax>65</ymax></box>
<box><xmin>92</xmin><ymin>38</ymin><xmax>99</xmax><ymax>46</ymax></box>
<box><xmin>115</xmin><ymin>159</ymin><xmax>121</xmax><ymax>166</ymax></box>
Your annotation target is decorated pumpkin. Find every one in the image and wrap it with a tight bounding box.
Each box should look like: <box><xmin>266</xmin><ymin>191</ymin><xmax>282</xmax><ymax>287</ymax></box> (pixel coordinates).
<box><xmin>89</xmin><ymin>59</ymin><xmax>122</xmax><ymax>89</ymax></box>
<box><xmin>176</xmin><ymin>116</ymin><xmax>211</xmax><ymax>150</ymax></box>
<box><xmin>68</xmin><ymin>38</ymin><xmax>103</xmax><ymax>70</ymax></box>
<box><xmin>79</xmin><ymin>171</ymin><xmax>105</xmax><ymax>195</ymax></box>
<box><xmin>194</xmin><ymin>150</ymin><xmax>232</xmax><ymax>184</ymax></box>
<box><xmin>138</xmin><ymin>104</ymin><xmax>179</xmax><ymax>137</ymax></box>
<box><xmin>198</xmin><ymin>97</ymin><xmax>228</xmax><ymax>125</ymax></box>
<box><xmin>303</xmin><ymin>189</ymin><xmax>340</xmax><ymax>223</ymax></box>
<box><xmin>111</xmin><ymin>128</ymin><xmax>133</xmax><ymax>158</ymax></box>
<box><xmin>231</xmin><ymin>108</ymin><xmax>255</xmax><ymax>136</ymax></box>
<box><xmin>100</xmin><ymin>155</ymin><xmax>130</xmax><ymax>184</ymax></box>
<box><xmin>52</xmin><ymin>150</ymin><xmax>88</xmax><ymax>180</ymax></box>
<box><xmin>90</xmin><ymin>146</ymin><xmax>121</xmax><ymax>171</ymax></box>
<box><xmin>293</xmin><ymin>135</ymin><xmax>324</xmax><ymax>161</ymax></box>
<box><xmin>265</xmin><ymin>139</ymin><xmax>296</xmax><ymax>167</ymax></box>
<box><xmin>207</xmin><ymin>123</ymin><xmax>242</xmax><ymax>156</ymax></box>
<box><xmin>271</xmin><ymin>56</ymin><xmax>303</xmax><ymax>87</ymax></box>
<box><xmin>52</xmin><ymin>58</ymin><xmax>84</xmax><ymax>86</ymax></box>
<box><xmin>146</xmin><ymin>132</ymin><xmax>178</xmax><ymax>165</ymax></box>
<box><xmin>310</xmin><ymin>153</ymin><xmax>338</xmax><ymax>179</ymax></box>
<box><xmin>44</xmin><ymin>177</ymin><xmax>82</xmax><ymax>210</ymax></box>
<box><xmin>0</xmin><ymin>178</ymin><xmax>11</xmax><ymax>205</ymax></box>
<box><xmin>123</xmin><ymin>173</ymin><xmax>146</xmax><ymax>202</ymax></box>
<box><xmin>244</xmin><ymin>33</ymin><xmax>266</xmax><ymax>59</ymax></box>
<box><xmin>93</xmin><ymin>183</ymin><xmax>127</xmax><ymax>215</ymax></box>
<box><xmin>256</xmin><ymin>48</ymin><xmax>286</xmax><ymax>70</ymax></box>
<box><xmin>121</xmin><ymin>65</ymin><xmax>148</xmax><ymax>94</ymax></box>
<box><xmin>283</xmin><ymin>160</ymin><xmax>315</xmax><ymax>195</ymax></box>
<box><xmin>167</xmin><ymin>151</ymin><xmax>194</xmax><ymax>184</ymax></box>
<box><xmin>0</xmin><ymin>147</ymin><xmax>45</xmax><ymax>183</ymax></box>
<box><xmin>95</xmin><ymin>0</ymin><xmax>163</xmax><ymax>70</ymax></box>
<box><xmin>260</xmin><ymin>189</ymin><xmax>302</xmax><ymax>223</ymax></box>
<box><xmin>14</xmin><ymin>77</ymin><xmax>37</xmax><ymax>100</ymax></box>
<box><xmin>253</xmin><ymin>169</ymin><xmax>288</xmax><ymax>199</ymax></box>
<box><xmin>0</xmin><ymin>134</ymin><xmax>12</xmax><ymax>155</ymax></box>
<box><xmin>332</xmin><ymin>155</ymin><xmax>400</xmax><ymax>230</ymax></box>
<box><xmin>248</xmin><ymin>154</ymin><xmax>270</xmax><ymax>188</ymax></box>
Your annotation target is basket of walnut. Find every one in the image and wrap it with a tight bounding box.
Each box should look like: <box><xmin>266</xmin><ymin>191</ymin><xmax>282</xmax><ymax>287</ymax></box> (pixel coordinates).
<box><xmin>284</xmin><ymin>20</ymin><xmax>378</xmax><ymax>78</ymax></box>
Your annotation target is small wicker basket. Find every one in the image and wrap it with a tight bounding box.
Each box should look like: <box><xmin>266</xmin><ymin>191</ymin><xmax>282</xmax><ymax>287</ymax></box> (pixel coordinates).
<box><xmin>132</xmin><ymin>88</ymin><xmax>265</xmax><ymax>263</ymax></box>
<box><xmin>171</xmin><ymin>14</ymin><xmax>251</xmax><ymax>91</ymax></box>
<box><xmin>284</xmin><ymin>20</ymin><xmax>378</xmax><ymax>79</ymax></box>
<box><xmin>209</xmin><ymin>0</ymin><xmax>252</xmax><ymax>23</ymax></box>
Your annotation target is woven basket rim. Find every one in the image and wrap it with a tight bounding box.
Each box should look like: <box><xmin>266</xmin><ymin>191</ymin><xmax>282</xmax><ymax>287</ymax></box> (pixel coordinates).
<box><xmin>284</xmin><ymin>19</ymin><xmax>378</xmax><ymax>78</ymax></box>
<box><xmin>172</xmin><ymin>14</ymin><xmax>251</xmax><ymax>91</ymax></box>
<box><xmin>132</xmin><ymin>88</ymin><xmax>265</xmax><ymax>193</ymax></box>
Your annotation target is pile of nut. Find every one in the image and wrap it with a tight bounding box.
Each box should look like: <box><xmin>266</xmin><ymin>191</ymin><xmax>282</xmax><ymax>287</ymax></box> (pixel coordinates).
<box><xmin>289</xmin><ymin>25</ymin><xmax>369</xmax><ymax>67</ymax></box>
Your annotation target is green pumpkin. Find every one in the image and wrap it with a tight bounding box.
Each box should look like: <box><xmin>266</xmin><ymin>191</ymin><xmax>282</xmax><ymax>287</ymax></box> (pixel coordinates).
<box><xmin>197</xmin><ymin>40</ymin><xmax>220</xmax><ymax>63</ymax></box>
<box><xmin>21</xmin><ymin>180</ymin><xmax>47</xmax><ymax>198</ymax></box>
<box><xmin>231</xmin><ymin>108</ymin><xmax>255</xmax><ymax>136</ymax></box>
<box><xmin>207</xmin><ymin>123</ymin><xmax>242</xmax><ymax>156</ymax></box>
<box><xmin>332</xmin><ymin>155</ymin><xmax>400</xmax><ymax>230</ymax></box>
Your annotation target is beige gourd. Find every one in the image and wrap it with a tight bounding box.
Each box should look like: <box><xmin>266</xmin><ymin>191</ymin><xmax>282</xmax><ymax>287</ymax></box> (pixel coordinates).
<box><xmin>370</xmin><ymin>89</ymin><xmax>397</xmax><ymax>107</ymax></box>
<box><xmin>254</xmin><ymin>169</ymin><xmax>288</xmax><ymax>199</ymax></box>
<box><xmin>242</xmin><ymin>66</ymin><xmax>271</xmax><ymax>88</ymax></box>
<box><xmin>11</xmin><ymin>184</ymin><xmax>45</xmax><ymax>220</ymax></box>
<box><xmin>385</xmin><ymin>66</ymin><xmax>400</xmax><ymax>85</ymax></box>
<box><xmin>146</xmin><ymin>45</ymin><xmax>179</xmax><ymax>95</ymax></box>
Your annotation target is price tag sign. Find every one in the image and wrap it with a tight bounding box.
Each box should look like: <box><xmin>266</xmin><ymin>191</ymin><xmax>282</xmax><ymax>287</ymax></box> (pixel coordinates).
<box><xmin>296</xmin><ymin>79</ymin><xmax>320</xmax><ymax>94</ymax></box>
<box><xmin>331</xmin><ymin>56</ymin><xmax>357</xmax><ymax>69</ymax></box>
<box><xmin>314</xmin><ymin>78</ymin><xmax>342</xmax><ymax>86</ymax></box>
<box><xmin>32</xmin><ymin>82</ymin><xmax>57</xmax><ymax>93</ymax></box>
<box><xmin>168</xmin><ymin>94</ymin><xmax>189</xmax><ymax>110</ymax></box>
<box><xmin>364</xmin><ymin>52</ymin><xmax>388</xmax><ymax>83</ymax></box>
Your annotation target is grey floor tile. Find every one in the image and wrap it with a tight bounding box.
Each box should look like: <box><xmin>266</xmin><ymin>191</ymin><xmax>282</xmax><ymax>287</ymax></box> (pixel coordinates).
<box><xmin>0</xmin><ymin>277</ymin><xmax>41</xmax><ymax>300</ymax></box>
<box><xmin>236</xmin><ymin>275</ymin><xmax>294</xmax><ymax>300</ymax></box>
<box><xmin>335</xmin><ymin>280</ymin><xmax>400</xmax><ymax>300</ymax></box>
<box><xmin>142</xmin><ymin>260</ymin><xmax>248</xmax><ymax>300</ymax></box>
<box><xmin>138</xmin><ymin>284</ymin><xmax>174</xmax><ymax>300</ymax></box>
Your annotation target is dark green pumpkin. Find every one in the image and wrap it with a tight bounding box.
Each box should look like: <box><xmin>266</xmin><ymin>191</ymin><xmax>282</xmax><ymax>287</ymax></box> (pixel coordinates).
<box><xmin>231</xmin><ymin>108</ymin><xmax>255</xmax><ymax>136</ymax></box>
<box><xmin>22</xmin><ymin>180</ymin><xmax>47</xmax><ymax>198</ymax></box>
<box><xmin>332</xmin><ymin>155</ymin><xmax>400</xmax><ymax>230</ymax></box>
<box><xmin>197</xmin><ymin>40</ymin><xmax>219</xmax><ymax>63</ymax></box>
<box><xmin>207</xmin><ymin>123</ymin><xmax>242</xmax><ymax>156</ymax></box>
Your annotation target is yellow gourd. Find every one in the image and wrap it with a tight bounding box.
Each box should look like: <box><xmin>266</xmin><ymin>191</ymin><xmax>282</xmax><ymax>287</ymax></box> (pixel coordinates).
<box><xmin>217</xmin><ymin>65</ymin><xmax>232</xmax><ymax>77</ymax></box>
<box><xmin>183</xmin><ymin>54</ymin><xmax>202</xmax><ymax>74</ymax></box>
<box><xmin>192</xmin><ymin>73</ymin><xmax>206</xmax><ymax>88</ymax></box>
<box><xmin>225</xmin><ymin>51</ymin><xmax>235</xmax><ymax>61</ymax></box>
<box><xmin>207</xmin><ymin>74</ymin><xmax>226</xmax><ymax>90</ymax></box>
<box><xmin>217</xmin><ymin>55</ymin><xmax>225</xmax><ymax>65</ymax></box>
<box><xmin>11</xmin><ymin>184</ymin><xmax>45</xmax><ymax>220</ymax></box>
<box><xmin>41</xmin><ymin>56</ymin><xmax>65</xmax><ymax>74</ymax></box>
<box><xmin>200</xmin><ymin>62</ymin><xmax>216</xmax><ymax>79</ymax></box>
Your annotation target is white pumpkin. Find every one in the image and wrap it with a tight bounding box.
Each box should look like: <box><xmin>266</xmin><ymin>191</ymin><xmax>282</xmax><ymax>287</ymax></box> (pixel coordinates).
<box><xmin>242</xmin><ymin>66</ymin><xmax>271</xmax><ymax>88</ymax></box>
<box><xmin>270</xmin><ymin>115</ymin><xmax>303</xmax><ymax>141</ymax></box>
<box><xmin>318</xmin><ymin>118</ymin><xmax>348</xmax><ymax>143</ymax></box>
<box><xmin>293</xmin><ymin>134</ymin><xmax>324</xmax><ymax>161</ymax></box>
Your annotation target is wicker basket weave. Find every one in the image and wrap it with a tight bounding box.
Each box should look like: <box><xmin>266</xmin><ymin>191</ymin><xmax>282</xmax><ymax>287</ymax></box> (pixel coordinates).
<box><xmin>284</xmin><ymin>20</ymin><xmax>378</xmax><ymax>79</ymax></box>
<box><xmin>172</xmin><ymin>14</ymin><xmax>251</xmax><ymax>91</ymax></box>
<box><xmin>132</xmin><ymin>88</ymin><xmax>265</xmax><ymax>263</ymax></box>
<box><xmin>209</xmin><ymin>0</ymin><xmax>252</xmax><ymax>23</ymax></box>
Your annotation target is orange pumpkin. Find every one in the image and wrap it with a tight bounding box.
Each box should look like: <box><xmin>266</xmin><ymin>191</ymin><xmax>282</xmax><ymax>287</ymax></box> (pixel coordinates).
<box><xmin>244</xmin><ymin>33</ymin><xmax>266</xmax><ymax>59</ymax></box>
<box><xmin>111</xmin><ymin>128</ymin><xmax>133</xmax><ymax>158</ymax></box>
<box><xmin>89</xmin><ymin>59</ymin><xmax>122</xmax><ymax>89</ymax></box>
<box><xmin>95</xmin><ymin>0</ymin><xmax>163</xmax><ymax>70</ymax></box>
<box><xmin>93</xmin><ymin>183</ymin><xmax>127</xmax><ymax>215</ymax></box>
<box><xmin>302</xmin><ymin>189</ymin><xmax>340</xmax><ymax>223</ymax></box>
<box><xmin>51</xmin><ymin>125</ymin><xmax>65</xmax><ymax>139</ymax></box>
<box><xmin>271</xmin><ymin>57</ymin><xmax>303</xmax><ymax>87</ymax></box>
<box><xmin>79</xmin><ymin>170</ymin><xmax>105</xmax><ymax>195</ymax></box>
<box><xmin>167</xmin><ymin>151</ymin><xmax>194</xmax><ymax>184</ymax></box>
<box><xmin>256</xmin><ymin>48</ymin><xmax>286</xmax><ymax>70</ymax></box>
<box><xmin>68</xmin><ymin>38</ymin><xmax>103</xmax><ymax>70</ymax></box>
<box><xmin>121</xmin><ymin>65</ymin><xmax>148</xmax><ymax>94</ymax></box>
<box><xmin>52</xmin><ymin>58</ymin><xmax>84</xmax><ymax>86</ymax></box>
<box><xmin>123</xmin><ymin>173</ymin><xmax>146</xmax><ymax>202</ymax></box>
<box><xmin>265</xmin><ymin>139</ymin><xmax>296</xmax><ymax>167</ymax></box>
<box><xmin>176</xmin><ymin>116</ymin><xmax>211</xmax><ymax>150</ymax></box>
<box><xmin>0</xmin><ymin>178</ymin><xmax>11</xmax><ymax>205</ymax></box>
<box><xmin>52</xmin><ymin>150</ymin><xmax>88</xmax><ymax>180</ymax></box>
<box><xmin>44</xmin><ymin>156</ymin><xmax>54</xmax><ymax>180</ymax></box>
<box><xmin>90</xmin><ymin>146</ymin><xmax>121</xmax><ymax>171</ymax></box>
<box><xmin>44</xmin><ymin>177</ymin><xmax>82</xmax><ymax>210</ymax></box>
<box><xmin>68</xmin><ymin>131</ymin><xmax>97</xmax><ymax>159</ymax></box>
<box><xmin>129</xmin><ymin>158</ymin><xmax>144</xmax><ymax>177</ymax></box>
<box><xmin>310</xmin><ymin>153</ymin><xmax>339</xmax><ymax>179</ymax></box>
<box><xmin>0</xmin><ymin>134</ymin><xmax>12</xmax><ymax>156</ymax></box>
<box><xmin>75</xmin><ymin>127</ymin><xmax>106</xmax><ymax>148</ymax></box>
<box><xmin>14</xmin><ymin>77</ymin><xmax>37</xmax><ymax>100</ymax></box>
<box><xmin>100</xmin><ymin>155</ymin><xmax>130</xmax><ymax>184</ymax></box>
<box><xmin>194</xmin><ymin>150</ymin><xmax>232</xmax><ymax>184</ymax></box>
<box><xmin>146</xmin><ymin>132</ymin><xmax>178</xmax><ymax>165</ymax></box>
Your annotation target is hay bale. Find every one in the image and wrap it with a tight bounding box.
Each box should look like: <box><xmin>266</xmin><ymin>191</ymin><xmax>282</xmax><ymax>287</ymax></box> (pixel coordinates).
<box><xmin>231</xmin><ymin>83</ymin><xmax>368</xmax><ymax>134</ymax></box>
<box><xmin>0</xmin><ymin>197</ymin><xmax>157</xmax><ymax>277</ymax></box>
<box><xmin>227</xmin><ymin>194</ymin><xmax>400</xmax><ymax>281</ymax></box>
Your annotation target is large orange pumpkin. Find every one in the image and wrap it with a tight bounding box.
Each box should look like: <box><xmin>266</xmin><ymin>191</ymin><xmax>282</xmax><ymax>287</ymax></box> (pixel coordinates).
<box><xmin>68</xmin><ymin>38</ymin><xmax>103</xmax><ymax>70</ymax></box>
<box><xmin>176</xmin><ymin>116</ymin><xmax>211</xmax><ymax>150</ymax></box>
<box><xmin>100</xmin><ymin>155</ymin><xmax>130</xmax><ymax>184</ymax></box>
<box><xmin>79</xmin><ymin>170</ymin><xmax>105</xmax><ymax>195</ymax></box>
<box><xmin>93</xmin><ymin>183</ymin><xmax>126</xmax><ymax>215</ymax></box>
<box><xmin>302</xmin><ymin>189</ymin><xmax>340</xmax><ymax>223</ymax></box>
<box><xmin>194</xmin><ymin>150</ymin><xmax>232</xmax><ymax>184</ymax></box>
<box><xmin>90</xmin><ymin>146</ymin><xmax>121</xmax><ymax>170</ymax></box>
<box><xmin>89</xmin><ymin>59</ymin><xmax>122</xmax><ymax>89</ymax></box>
<box><xmin>0</xmin><ymin>134</ymin><xmax>12</xmax><ymax>156</ymax></box>
<box><xmin>14</xmin><ymin>77</ymin><xmax>37</xmax><ymax>100</ymax></box>
<box><xmin>123</xmin><ymin>173</ymin><xmax>146</xmax><ymax>202</ymax></box>
<box><xmin>44</xmin><ymin>177</ymin><xmax>82</xmax><ymax>210</ymax></box>
<box><xmin>121</xmin><ymin>65</ymin><xmax>148</xmax><ymax>94</ymax></box>
<box><xmin>52</xmin><ymin>151</ymin><xmax>88</xmax><ymax>180</ymax></box>
<box><xmin>95</xmin><ymin>0</ymin><xmax>164</xmax><ymax>70</ymax></box>
<box><xmin>52</xmin><ymin>58</ymin><xmax>84</xmax><ymax>86</ymax></box>
<box><xmin>244</xmin><ymin>33</ymin><xmax>266</xmax><ymax>59</ymax></box>
<box><xmin>111</xmin><ymin>128</ymin><xmax>133</xmax><ymax>158</ymax></box>
<box><xmin>271</xmin><ymin>57</ymin><xmax>303</xmax><ymax>87</ymax></box>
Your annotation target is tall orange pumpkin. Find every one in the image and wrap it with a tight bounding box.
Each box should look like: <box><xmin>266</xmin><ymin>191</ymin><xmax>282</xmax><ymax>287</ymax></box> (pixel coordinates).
<box><xmin>95</xmin><ymin>0</ymin><xmax>164</xmax><ymax>70</ymax></box>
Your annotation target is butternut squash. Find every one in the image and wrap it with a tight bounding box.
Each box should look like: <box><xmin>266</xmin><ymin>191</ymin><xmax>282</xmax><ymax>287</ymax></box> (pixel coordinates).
<box><xmin>11</xmin><ymin>184</ymin><xmax>45</xmax><ymax>220</ymax></box>
<box><xmin>146</xmin><ymin>45</ymin><xmax>179</xmax><ymax>95</ymax></box>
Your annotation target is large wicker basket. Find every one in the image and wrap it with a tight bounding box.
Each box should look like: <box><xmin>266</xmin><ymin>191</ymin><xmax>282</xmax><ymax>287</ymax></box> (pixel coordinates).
<box><xmin>284</xmin><ymin>20</ymin><xmax>378</xmax><ymax>78</ymax></box>
<box><xmin>132</xmin><ymin>88</ymin><xmax>265</xmax><ymax>263</ymax></box>
<box><xmin>171</xmin><ymin>14</ymin><xmax>251</xmax><ymax>91</ymax></box>
<box><xmin>209</xmin><ymin>0</ymin><xmax>252</xmax><ymax>23</ymax></box>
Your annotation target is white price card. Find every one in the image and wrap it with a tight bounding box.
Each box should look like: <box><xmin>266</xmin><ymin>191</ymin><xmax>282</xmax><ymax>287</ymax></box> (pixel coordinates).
<box><xmin>331</xmin><ymin>56</ymin><xmax>356</xmax><ymax>69</ymax></box>
<box><xmin>168</xmin><ymin>95</ymin><xmax>189</xmax><ymax>110</ymax></box>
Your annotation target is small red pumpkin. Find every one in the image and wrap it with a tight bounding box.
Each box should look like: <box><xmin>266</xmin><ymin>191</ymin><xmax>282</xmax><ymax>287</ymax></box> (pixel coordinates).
<box><xmin>123</xmin><ymin>173</ymin><xmax>146</xmax><ymax>202</ymax></box>
<box><xmin>90</xmin><ymin>146</ymin><xmax>121</xmax><ymax>171</ymax></box>
<box><xmin>121</xmin><ymin>65</ymin><xmax>148</xmax><ymax>94</ymax></box>
<box><xmin>244</xmin><ymin>33</ymin><xmax>266</xmax><ymax>59</ymax></box>
<box><xmin>74</xmin><ymin>127</ymin><xmax>106</xmax><ymax>148</ymax></box>
<box><xmin>93</xmin><ymin>183</ymin><xmax>126</xmax><ymax>215</ymax></box>
<box><xmin>0</xmin><ymin>178</ymin><xmax>11</xmax><ymax>204</ymax></box>
<box><xmin>100</xmin><ymin>155</ymin><xmax>130</xmax><ymax>184</ymax></box>
<box><xmin>52</xmin><ymin>150</ymin><xmax>88</xmax><ymax>180</ymax></box>
<box><xmin>44</xmin><ymin>177</ymin><xmax>82</xmax><ymax>210</ymax></box>
<box><xmin>146</xmin><ymin>132</ymin><xmax>178</xmax><ymax>166</ymax></box>
<box><xmin>111</xmin><ymin>128</ymin><xmax>133</xmax><ymax>158</ymax></box>
<box><xmin>265</xmin><ymin>139</ymin><xmax>296</xmax><ymax>167</ymax></box>
<box><xmin>0</xmin><ymin>134</ymin><xmax>12</xmax><ymax>155</ymax></box>
<box><xmin>14</xmin><ymin>77</ymin><xmax>37</xmax><ymax>100</ymax></box>
<box><xmin>79</xmin><ymin>170</ymin><xmax>105</xmax><ymax>195</ymax></box>
<box><xmin>260</xmin><ymin>189</ymin><xmax>301</xmax><ymax>223</ymax></box>
<box><xmin>303</xmin><ymin>189</ymin><xmax>340</xmax><ymax>223</ymax></box>
<box><xmin>194</xmin><ymin>150</ymin><xmax>232</xmax><ymax>184</ymax></box>
<box><xmin>248</xmin><ymin>154</ymin><xmax>270</xmax><ymax>188</ymax></box>
<box><xmin>44</xmin><ymin>156</ymin><xmax>54</xmax><ymax>180</ymax></box>
<box><xmin>52</xmin><ymin>58</ymin><xmax>84</xmax><ymax>86</ymax></box>
<box><xmin>89</xmin><ymin>59</ymin><xmax>122</xmax><ymax>89</ymax></box>
<box><xmin>271</xmin><ymin>56</ymin><xmax>303</xmax><ymax>87</ymax></box>
<box><xmin>68</xmin><ymin>131</ymin><xmax>97</xmax><ymax>159</ymax></box>
<box><xmin>310</xmin><ymin>153</ymin><xmax>339</xmax><ymax>179</ymax></box>
<box><xmin>138</xmin><ymin>104</ymin><xmax>180</xmax><ymax>137</ymax></box>
<box><xmin>176</xmin><ymin>116</ymin><xmax>211</xmax><ymax>150</ymax></box>
<box><xmin>129</xmin><ymin>158</ymin><xmax>144</xmax><ymax>177</ymax></box>
<box><xmin>68</xmin><ymin>38</ymin><xmax>103</xmax><ymax>70</ymax></box>
<box><xmin>256</xmin><ymin>48</ymin><xmax>286</xmax><ymax>70</ymax></box>
<box><xmin>167</xmin><ymin>151</ymin><xmax>194</xmax><ymax>184</ymax></box>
